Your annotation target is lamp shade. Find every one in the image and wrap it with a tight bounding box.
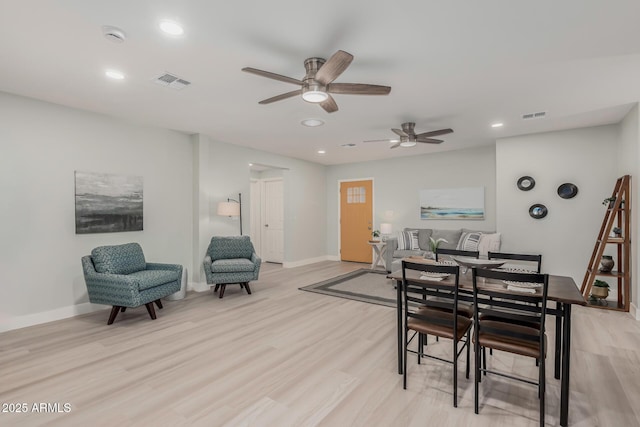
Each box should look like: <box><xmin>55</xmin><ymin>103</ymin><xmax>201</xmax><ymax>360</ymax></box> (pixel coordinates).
<box><xmin>217</xmin><ymin>201</ymin><xmax>240</xmax><ymax>216</ymax></box>
<box><xmin>380</xmin><ymin>223</ymin><xmax>392</xmax><ymax>234</ymax></box>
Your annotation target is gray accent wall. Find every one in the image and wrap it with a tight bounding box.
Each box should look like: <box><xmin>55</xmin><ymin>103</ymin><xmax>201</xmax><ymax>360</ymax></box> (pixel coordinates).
<box><xmin>0</xmin><ymin>92</ymin><xmax>193</xmax><ymax>329</ymax></box>
<box><xmin>325</xmin><ymin>146</ymin><xmax>497</xmax><ymax>257</ymax></box>
<box><xmin>496</xmin><ymin>125</ymin><xmax>618</xmax><ymax>286</ymax></box>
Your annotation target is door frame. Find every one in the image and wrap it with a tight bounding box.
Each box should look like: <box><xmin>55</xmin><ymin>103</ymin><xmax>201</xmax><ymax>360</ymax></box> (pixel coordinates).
<box><xmin>337</xmin><ymin>177</ymin><xmax>375</xmax><ymax>261</ymax></box>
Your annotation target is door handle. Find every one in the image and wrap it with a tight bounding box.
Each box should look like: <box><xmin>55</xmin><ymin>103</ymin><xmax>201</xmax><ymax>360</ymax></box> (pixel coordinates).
<box><xmin>264</xmin><ymin>224</ymin><xmax>269</xmax><ymax>227</ymax></box>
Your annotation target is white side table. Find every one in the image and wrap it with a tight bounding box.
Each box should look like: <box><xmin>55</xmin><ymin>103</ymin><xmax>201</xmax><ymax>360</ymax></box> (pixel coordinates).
<box><xmin>368</xmin><ymin>240</ymin><xmax>387</xmax><ymax>270</ymax></box>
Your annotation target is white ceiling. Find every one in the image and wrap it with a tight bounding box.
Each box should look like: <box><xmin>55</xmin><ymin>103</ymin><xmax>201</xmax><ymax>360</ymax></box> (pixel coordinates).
<box><xmin>2</xmin><ymin>1</ymin><xmax>639</xmax><ymax>165</ymax></box>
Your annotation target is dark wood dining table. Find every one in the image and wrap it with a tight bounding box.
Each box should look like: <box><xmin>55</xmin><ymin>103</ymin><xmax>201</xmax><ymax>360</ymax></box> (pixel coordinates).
<box><xmin>388</xmin><ymin>259</ymin><xmax>586</xmax><ymax>427</ymax></box>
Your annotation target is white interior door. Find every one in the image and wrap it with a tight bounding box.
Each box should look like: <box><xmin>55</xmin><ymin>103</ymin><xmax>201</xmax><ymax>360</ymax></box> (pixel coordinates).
<box><xmin>262</xmin><ymin>179</ymin><xmax>284</xmax><ymax>263</ymax></box>
<box><xmin>250</xmin><ymin>180</ymin><xmax>261</xmax><ymax>256</ymax></box>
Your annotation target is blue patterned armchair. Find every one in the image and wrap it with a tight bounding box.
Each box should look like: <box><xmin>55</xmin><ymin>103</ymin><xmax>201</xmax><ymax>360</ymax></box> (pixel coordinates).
<box><xmin>81</xmin><ymin>243</ymin><xmax>183</xmax><ymax>324</ymax></box>
<box><xmin>203</xmin><ymin>236</ymin><xmax>261</xmax><ymax>298</ymax></box>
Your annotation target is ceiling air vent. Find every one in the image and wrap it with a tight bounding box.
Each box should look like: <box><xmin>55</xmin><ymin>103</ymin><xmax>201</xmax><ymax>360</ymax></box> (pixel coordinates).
<box><xmin>153</xmin><ymin>73</ymin><xmax>191</xmax><ymax>90</ymax></box>
<box><xmin>522</xmin><ymin>111</ymin><xmax>546</xmax><ymax>120</ymax></box>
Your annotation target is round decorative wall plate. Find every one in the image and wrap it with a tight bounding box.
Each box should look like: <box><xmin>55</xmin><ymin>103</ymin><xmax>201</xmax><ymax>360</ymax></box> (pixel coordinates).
<box><xmin>529</xmin><ymin>204</ymin><xmax>548</xmax><ymax>219</ymax></box>
<box><xmin>557</xmin><ymin>183</ymin><xmax>578</xmax><ymax>199</ymax></box>
<box><xmin>517</xmin><ymin>176</ymin><xmax>535</xmax><ymax>191</ymax></box>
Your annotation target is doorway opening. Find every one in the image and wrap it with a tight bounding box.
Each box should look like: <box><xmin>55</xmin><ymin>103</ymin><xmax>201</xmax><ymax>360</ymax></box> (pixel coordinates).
<box><xmin>250</xmin><ymin>163</ymin><xmax>286</xmax><ymax>263</ymax></box>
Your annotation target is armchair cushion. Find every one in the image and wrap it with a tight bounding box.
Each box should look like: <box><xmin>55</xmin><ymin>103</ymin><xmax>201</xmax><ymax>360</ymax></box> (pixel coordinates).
<box><xmin>211</xmin><ymin>259</ymin><xmax>256</xmax><ymax>273</ymax></box>
<box><xmin>128</xmin><ymin>269</ymin><xmax>181</xmax><ymax>291</ymax></box>
<box><xmin>91</xmin><ymin>243</ymin><xmax>146</xmax><ymax>275</ymax></box>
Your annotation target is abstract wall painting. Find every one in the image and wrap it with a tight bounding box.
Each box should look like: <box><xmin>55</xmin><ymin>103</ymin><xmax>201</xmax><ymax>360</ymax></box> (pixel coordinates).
<box><xmin>75</xmin><ymin>171</ymin><xmax>143</xmax><ymax>234</ymax></box>
<box><xmin>420</xmin><ymin>187</ymin><xmax>485</xmax><ymax>220</ymax></box>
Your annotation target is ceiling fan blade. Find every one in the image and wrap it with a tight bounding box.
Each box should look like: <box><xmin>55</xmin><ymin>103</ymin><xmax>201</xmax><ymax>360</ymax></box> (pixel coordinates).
<box><xmin>314</xmin><ymin>50</ymin><xmax>353</xmax><ymax>85</ymax></box>
<box><xmin>363</xmin><ymin>139</ymin><xmax>396</xmax><ymax>143</ymax></box>
<box><xmin>392</xmin><ymin>128</ymin><xmax>409</xmax><ymax>137</ymax></box>
<box><xmin>416</xmin><ymin>128</ymin><xmax>454</xmax><ymax>138</ymax></box>
<box><xmin>258</xmin><ymin>89</ymin><xmax>302</xmax><ymax>104</ymax></box>
<box><xmin>390</xmin><ymin>142</ymin><xmax>401</xmax><ymax>149</ymax></box>
<box><xmin>242</xmin><ymin>67</ymin><xmax>303</xmax><ymax>86</ymax></box>
<box><xmin>319</xmin><ymin>94</ymin><xmax>338</xmax><ymax>113</ymax></box>
<box><xmin>328</xmin><ymin>83</ymin><xmax>391</xmax><ymax>95</ymax></box>
<box><xmin>416</xmin><ymin>137</ymin><xmax>444</xmax><ymax>144</ymax></box>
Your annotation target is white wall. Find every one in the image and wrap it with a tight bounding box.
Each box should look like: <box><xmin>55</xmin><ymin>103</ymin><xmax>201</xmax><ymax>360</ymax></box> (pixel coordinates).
<box><xmin>496</xmin><ymin>125</ymin><xmax>618</xmax><ymax>284</ymax></box>
<box><xmin>0</xmin><ymin>92</ymin><xmax>193</xmax><ymax>331</ymax></box>
<box><xmin>617</xmin><ymin>104</ymin><xmax>639</xmax><ymax>316</ymax></box>
<box><xmin>325</xmin><ymin>146</ymin><xmax>497</xmax><ymax>256</ymax></box>
<box><xmin>193</xmin><ymin>136</ymin><xmax>327</xmax><ymax>281</ymax></box>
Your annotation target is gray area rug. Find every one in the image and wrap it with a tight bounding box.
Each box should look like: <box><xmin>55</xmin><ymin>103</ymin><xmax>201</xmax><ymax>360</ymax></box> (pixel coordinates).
<box><xmin>299</xmin><ymin>268</ymin><xmax>396</xmax><ymax>308</ymax></box>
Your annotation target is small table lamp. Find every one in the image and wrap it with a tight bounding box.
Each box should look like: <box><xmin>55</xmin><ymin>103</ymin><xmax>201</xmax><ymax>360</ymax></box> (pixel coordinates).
<box><xmin>380</xmin><ymin>223</ymin><xmax>392</xmax><ymax>241</ymax></box>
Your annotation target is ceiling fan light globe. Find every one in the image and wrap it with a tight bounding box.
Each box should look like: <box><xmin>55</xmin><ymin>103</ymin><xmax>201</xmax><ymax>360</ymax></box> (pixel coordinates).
<box><xmin>400</xmin><ymin>141</ymin><xmax>417</xmax><ymax>148</ymax></box>
<box><xmin>302</xmin><ymin>90</ymin><xmax>328</xmax><ymax>103</ymax></box>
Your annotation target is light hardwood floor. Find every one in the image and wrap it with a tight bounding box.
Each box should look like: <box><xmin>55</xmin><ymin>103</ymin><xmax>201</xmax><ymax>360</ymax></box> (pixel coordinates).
<box><xmin>2</xmin><ymin>261</ymin><xmax>639</xmax><ymax>426</ymax></box>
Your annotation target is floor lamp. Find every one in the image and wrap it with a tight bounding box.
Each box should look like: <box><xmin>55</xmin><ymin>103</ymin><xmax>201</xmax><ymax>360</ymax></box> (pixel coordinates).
<box><xmin>217</xmin><ymin>193</ymin><xmax>242</xmax><ymax>235</ymax></box>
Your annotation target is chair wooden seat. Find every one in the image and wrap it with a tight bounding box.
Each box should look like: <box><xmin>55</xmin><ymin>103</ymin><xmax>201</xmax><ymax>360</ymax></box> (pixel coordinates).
<box><xmin>424</xmin><ymin>301</ymin><xmax>474</xmax><ymax>318</ymax></box>
<box><xmin>410</xmin><ymin>308</ymin><xmax>472</xmax><ymax>340</ymax></box>
<box><xmin>477</xmin><ymin>320</ymin><xmax>545</xmax><ymax>359</ymax></box>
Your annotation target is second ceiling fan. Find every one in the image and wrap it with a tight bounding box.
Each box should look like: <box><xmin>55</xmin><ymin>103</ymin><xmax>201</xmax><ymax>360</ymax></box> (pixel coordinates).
<box><xmin>242</xmin><ymin>50</ymin><xmax>391</xmax><ymax>113</ymax></box>
<box><xmin>364</xmin><ymin>122</ymin><xmax>453</xmax><ymax>148</ymax></box>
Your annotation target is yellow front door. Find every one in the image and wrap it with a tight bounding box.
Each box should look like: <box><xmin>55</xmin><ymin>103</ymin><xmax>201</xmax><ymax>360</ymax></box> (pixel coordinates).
<box><xmin>340</xmin><ymin>180</ymin><xmax>373</xmax><ymax>263</ymax></box>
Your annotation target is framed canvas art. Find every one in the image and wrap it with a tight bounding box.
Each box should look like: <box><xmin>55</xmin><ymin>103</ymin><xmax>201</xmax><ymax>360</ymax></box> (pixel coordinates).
<box><xmin>420</xmin><ymin>187</ymin><xmax>484</xmax><ymax>220</ymax></box>
<box><xmin>75</xmin><ymin>171</ymin><xmax>143</xmax><ymax>234</ymax></box>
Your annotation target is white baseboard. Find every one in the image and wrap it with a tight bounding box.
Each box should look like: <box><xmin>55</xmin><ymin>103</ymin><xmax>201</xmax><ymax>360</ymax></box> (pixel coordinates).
<box><xmin>283</xmin><ymin>255</ymin><xmax>339</xmax><ymax>268</ymax></box>
<box><xmin>0</xmin><ymin>302</ymin><xmax>104</xmax><ymax>333</ymax></box>
<box><xmin>630</xmin><ymin>303</ymin><xmax>640</xmax><ymax>320</ymax></box>
<box><xmin>0</xmin><ymin>279</ymin><xmax>208</xmax><ymax>333</ymax></box>
<box><xmin>190</xmin><ymin>281</ymin><xmax>211</xmax><ymax>292</ymax></box>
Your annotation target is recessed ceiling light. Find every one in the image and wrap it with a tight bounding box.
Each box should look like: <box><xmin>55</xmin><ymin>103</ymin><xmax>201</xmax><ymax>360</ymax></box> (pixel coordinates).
<box><xmin>317</xmin><ymin>150</ymin><xmax>326</xmax><ymax>155</ymax></box>
<box><xmin>491</xmin><ymin>122</ymin><xmax>504</xmax><ymax>128</ymax></box>
<box><xmin>301</xmin><ymin>118</ymin><xmax>324</xmax><ymax>127</ymax></box>
<box><xmin>105</xmin><ymin>69</ymin><xmax>125</xmax><ymax>80</ymax></box>
<box><xmin>159</xmin><ymin>20</ymin><xmax>184</xmax><ymax>36</ymax></box>
<box><xmin>248</xmin><ymin>163</ymin><xmax>253</xmax><ymax>166</ymax></box>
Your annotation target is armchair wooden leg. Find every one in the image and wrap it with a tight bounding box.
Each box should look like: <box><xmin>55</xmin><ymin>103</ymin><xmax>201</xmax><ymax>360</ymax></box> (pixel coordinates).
<box><xmin>145</xmin><ymin>303</ymin><xmax>157</xmax><ymax>320</ymax></box>
<box><xmin>154</xmin><ymin>299</ymin><xmax>163</xmax><ymax>309</ymax></box>
<box><xmin>219</xmin><ymin>284</ymin><xmax>226</xmax><ymax>298</ymax></box>
<box><xmin>214</xmin><ymin>284</ymin><xmax>220</xmax><ymax>293</ymax></box>
<box><xmin>244</xmin><ymin>282</ymin><xmax>252</xmax><ymax>295</ymax></box>
<box><xmin>107</xmin><ymin>306</ymin><xmax>122</xmax><ymax>325</ymax></box>
<box><xmin>120</xmin><ymin>307</ymin><xmax>127</xmax><ymax>313</ymax></box>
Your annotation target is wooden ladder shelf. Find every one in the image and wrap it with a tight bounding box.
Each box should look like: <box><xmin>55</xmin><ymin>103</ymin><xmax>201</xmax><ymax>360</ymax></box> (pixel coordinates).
<box><xmin>580</xmin><ymin>175</ymin><xmax>632</xmax><ymax>311</ymax></box>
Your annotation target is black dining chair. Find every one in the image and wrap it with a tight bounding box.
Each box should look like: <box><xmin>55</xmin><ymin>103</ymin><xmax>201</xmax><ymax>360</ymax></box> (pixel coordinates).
<box><xmin>485</xmin><ymin>251</ymin><xmax>543</xmax><ymax>356</ymax></box>
<box><xmin>401</xmin><ymin>260</ymin><xmax>472</xmax><ymax>407</ymax></box>
<box><xmin>472</xmin><ymin>267</ymin><xmax>549</xmax><ymax>427</ymax></box>
<box><xmin>488</xmin><ymin>251</ymin><xmax>542</xmax><ymax>273</ymax></box>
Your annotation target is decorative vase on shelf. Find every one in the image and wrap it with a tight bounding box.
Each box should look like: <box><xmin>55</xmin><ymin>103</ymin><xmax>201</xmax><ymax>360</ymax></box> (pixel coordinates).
<box><xmin>599</xmin><ymin>255</ymin><xmax>615</xmax><ymax>273</ymax></box>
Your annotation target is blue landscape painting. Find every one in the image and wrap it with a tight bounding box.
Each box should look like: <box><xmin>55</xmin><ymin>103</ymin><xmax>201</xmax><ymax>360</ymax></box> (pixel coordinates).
<box><xmin>420</xmin><ymin>187</ymin><xmax>485</xmax><ymax>220</ymax></box>
<box><xmin>75</xmin><ymin>171</ymin><xmax>143</xmax><ymax>234</ymax></box>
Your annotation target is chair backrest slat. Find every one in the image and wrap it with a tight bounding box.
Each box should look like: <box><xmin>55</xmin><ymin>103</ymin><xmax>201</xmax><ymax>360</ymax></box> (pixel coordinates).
<box><xmin>436</xmin><ymin>248</ymin><xmax>479</xmax><ymax>262</ymax></box>
<box><xmin>488</xmin><ymin>251</ymin><xmax>542</xmax><ymax>273</ymax></box>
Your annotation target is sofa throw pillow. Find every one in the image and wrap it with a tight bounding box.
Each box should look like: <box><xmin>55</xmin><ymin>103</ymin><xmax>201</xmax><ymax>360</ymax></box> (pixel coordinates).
<box><xmin>477</xmin><ymin>233</ymin><xmax>502</xmax><ymax>257</ymax></box>
<box><xmin>397</xmin><ymin>230</ymin><xmax>419</xmax><ymax>251</ymax></box>
<box><xmin>457</xmin><ymin>232</ymin><xmax>483</xmax><ymax>252</ymax></box>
